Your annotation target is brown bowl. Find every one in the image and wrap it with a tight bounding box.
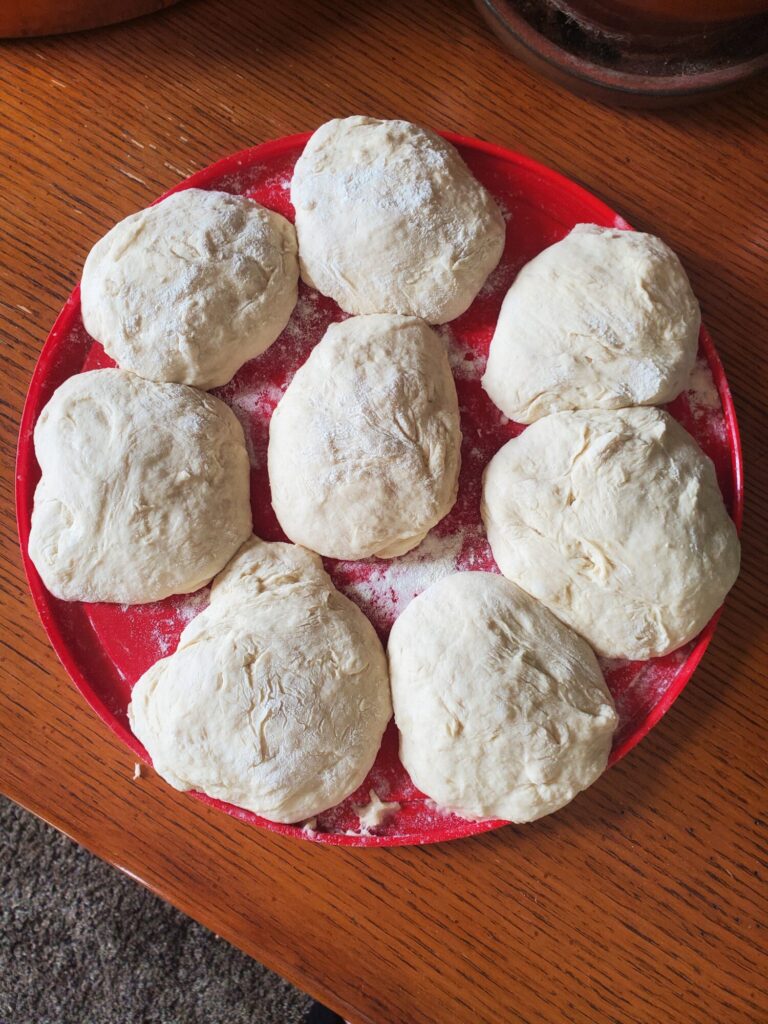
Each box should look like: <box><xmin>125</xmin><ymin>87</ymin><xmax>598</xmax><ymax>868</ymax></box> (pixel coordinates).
<box><xmin>0</xmin><ymin>0</ymin><xmax>182</xmax><ymax>38</ymax></box>
<box><xmin>571</xmin><ymin>0</ymin><xmax>768</xmax><ymax>30</ymax></box>
<box><xmin>476</xmin><ymin>0</ymin><xmax>768</xmax><ymax>106</ymax></box>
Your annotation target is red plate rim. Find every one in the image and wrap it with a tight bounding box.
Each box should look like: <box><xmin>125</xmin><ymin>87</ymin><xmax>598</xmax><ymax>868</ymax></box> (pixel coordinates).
<box><xmin>15</xmin><ymin>131</ymin><xmax>744</xmax><ymax>847</ymax></box>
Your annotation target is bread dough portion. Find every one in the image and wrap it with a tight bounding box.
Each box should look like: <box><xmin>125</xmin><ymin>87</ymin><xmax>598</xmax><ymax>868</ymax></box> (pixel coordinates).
<box><xmin>291</xmin><ymin>116</ymin><xmax>505</xmax><ymax>323</ymax></box>
<box><xmin>81</xmin><ymin>189</ymin><xmax>298</xmax><ymax>390</ymax></box>
<box><xmin>128</xmin><ymin>537</ymin><xmax>392</xmax><ymax>823</ymax></box>
<box><xmin>354</xmin><ymin>790</ymin><xmax>401</xmax><ymax>829</ymax></box>
<box><xmin>268</xmin><ymin>314</ymin><xmax>461</xmax><ymax>560</ymax></box>
<box><xmin>482</xmin><ymin>407</ymin><xmax>740</xmax><ymax>659</ymax></box>
<box><xmin>388</xmin><ymin>572</ymin><xmax>616</xmax><ymax>823</ymax></box>
<box><xmin>28</xmin><ymin>368</ymin><xmax>252</xmax><ymax>604</ymax></box>
<box><xmin>482</xmin><ymin>224</ymin><xmax>700</xmax><ymax>423</ymax></box>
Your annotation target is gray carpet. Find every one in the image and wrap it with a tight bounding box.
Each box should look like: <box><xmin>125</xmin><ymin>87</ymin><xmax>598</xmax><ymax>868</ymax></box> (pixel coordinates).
<box><xmin>0</xmin><ymin>796</ymin><xmax>312</xmax><ymax>1024</ymax></box>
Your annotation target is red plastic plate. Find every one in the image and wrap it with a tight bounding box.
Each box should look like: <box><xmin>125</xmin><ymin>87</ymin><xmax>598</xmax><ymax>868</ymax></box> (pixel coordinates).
<box><xmin>16</xmin><ymin>132</ymin><xmax>743</xmax><ymax>847</ymax></box>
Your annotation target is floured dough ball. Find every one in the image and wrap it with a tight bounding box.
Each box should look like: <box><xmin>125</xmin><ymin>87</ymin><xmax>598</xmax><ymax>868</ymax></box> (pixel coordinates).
<box><xmin>81</xmin><ymin>189</ymin><xmax>298</xmax><ymax>390</ymax></box>
<box><xmin>128</xmin><ymin>537</ymin><xmax>392</xmax><ymax>823</ymax></box>
<box><xmin>482</xmin><ymin>224</ymin><xmax>700</xmax><ymax>423</ymax></box>
<box><xmin>482</xmin><ymin>407</ymin><xmax>740</xmax><ymax>659</ymax></box>
<box><xmin>291</xmin><ymin>116</ymin><xmax>505</xmax><ymax>323</ymax></box>
<box><xmin>388</xmin><ymin>572</ymin><xmax>617</xmax><ymax>823</ymax></box>
<box><xmin>28</xmin><ymin>368</ymin><xmax>252</xmax><ymax>604</ymax></box>
<box><xmin>268</xmin><ymin>314</ymin><xmax>461</xmax><ymax>560</ymax></box>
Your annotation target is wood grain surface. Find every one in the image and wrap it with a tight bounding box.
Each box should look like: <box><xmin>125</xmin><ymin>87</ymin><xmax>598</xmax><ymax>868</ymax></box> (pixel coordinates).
<box><xmin>1</xmin><ymin>2</ymin><xmax>766</xmax><ymax>1021</ymax></box>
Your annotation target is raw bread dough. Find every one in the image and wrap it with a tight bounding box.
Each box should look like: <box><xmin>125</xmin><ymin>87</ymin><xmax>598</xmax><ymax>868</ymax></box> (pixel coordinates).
<box><xmin>482</xmin><ymin>224</ymin><xmax>700</xmax><ymax>423</ymax></box>
<box><xmin>81</xmin><ymin>189</ymin><xmax>298</xmax><ymax>390</ymax></box>
<box><xmin>353</xmin><ymin>790</ymin><xmax>401</xmax><ymax>830</ymax></box>
<box><xmin>128</xmin><ymin>537</ymin><xmax>392</xmax><ymax>823</ymax></box>
<box><xmin>482</xmin><ymin>407</ymin><xmax>740</xmax><ymax>659</ymax></box>
<box><xmin>291</xmin><ymin>116</ymin><xmax>505</xmax><ymax>324</ymax></box>
<box><xmin>268</xmin><ymin>314</ymin><xmax>461</xmax><ymax>560</ymax></box>
<box><xmin>388</xmin><ymin>572</ymin><xmax>617</xmax><ymax>823</ymax></box>
<box><xmin>28</xmin><ymin>368</ymin><xmax>252</xmax><ymax>604</ymax></box>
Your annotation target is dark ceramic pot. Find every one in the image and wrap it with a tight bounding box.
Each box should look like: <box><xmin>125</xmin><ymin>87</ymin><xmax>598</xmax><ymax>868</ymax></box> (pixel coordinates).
<box><xmin>475</xmin><ymin>0</ymin><xmax>768</xmax><ymax>106</ymax></box>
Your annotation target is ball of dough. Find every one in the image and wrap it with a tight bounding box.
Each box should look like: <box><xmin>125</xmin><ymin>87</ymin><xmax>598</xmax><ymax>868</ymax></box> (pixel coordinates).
<box><xmin>128</xmin><ymin>537</ymin><xmax>392</xmax><ymax>823</ymax></box>
<box><xmin>268</xmin><ymin>314</ymin><xmax>461</xmax><ymax>560</ymax></box>
<box><xmin>482</xmin><ymin>224</ymin><xmax>700</xmax><ymax>423</ymax></box>
<box><xmin>482</xmin><ymin>407</ymin><xmax>740</xmax><ymax>659</ymax></box>
<box><xmin>388</xmin><ymin>572</ymin><xmax>617</xmax><ymax>823</ymax></box>
<box><xmin>81</xmin><ymin>189</ymin><xmax>299</xmax><ymax>390</ymax></box>
<box><xmin>28</xmin><ymin>368</ymin><xmax>252</xmax><ymax>604</ymax></box>
<box><xmin>291</xmin><ymin>116</ymin><xmax>505</xmax><ymax>324</ymax></box>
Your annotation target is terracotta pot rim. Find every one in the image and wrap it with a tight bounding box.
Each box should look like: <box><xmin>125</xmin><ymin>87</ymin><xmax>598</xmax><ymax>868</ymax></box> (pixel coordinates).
<box><xmin>477</xmin><ymin>0</ymin><xmax>768</xmax><ymax>98</ymax></box>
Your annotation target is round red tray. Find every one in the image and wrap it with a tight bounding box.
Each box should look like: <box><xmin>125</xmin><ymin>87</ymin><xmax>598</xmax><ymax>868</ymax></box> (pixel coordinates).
<box><xmin>15</xmin><ymin>131</ymin><xmax>743</xmax><ymax>846</ymax></box>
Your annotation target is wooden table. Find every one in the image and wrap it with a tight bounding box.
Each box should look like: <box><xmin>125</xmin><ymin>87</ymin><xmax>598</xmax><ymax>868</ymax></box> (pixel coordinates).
<box><xmin>1</xmin><ymin>2</ymin><xmax>766</xmax><ymax>1021</ymax></box>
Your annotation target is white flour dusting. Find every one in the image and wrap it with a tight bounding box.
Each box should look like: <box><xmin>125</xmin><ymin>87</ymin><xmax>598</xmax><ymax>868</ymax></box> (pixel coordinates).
<box><xmin>624</xmin><ymin>359</ymin><xmax>664</xmax><ymax>401</ymax></box>
<box><xmin>609</xmin><ymin>645</ymin><xmax>693</xmax><ymax>724</ymax></box>
<box><xmin>494</xmin><ymin>197</ymin><xmax>514</xmax><ymax>223</ymax></box>
<box><xmin>478</xmin><ymin>255</ymin><xmax>516</xmax><ymax>297</ymax></box>
<box><xmin>279</xmin><ymin>290</ymin><xmax>335</xmax><ymax>370</ymax></box>
<box><xmin>149</xmin><ymin>588</ymin><xmax>210</xmax><ymax>657</ymax></box>
<box><xmin>598</xmin><ymin>656</ymin><xmax>633</xmax><ymax>675</ymax></box>
<box><xmin>149</xmin><ymin>630</ymin><xmax>174</xmax><ymax>658</ymax></box>
<box><xmin>436</xmin><ymin>324</ymin><xmax>486</xmax><ymax>381</ymax></box>
<box><xmin>174</xmin><ymin>587</ymin><xmax>210</xmax><ymax>626</ymax></box>
<box><xmin>336</xmin><ymin>529</ymin><xmax>467</xmax><ymax>632</ymax></box>
<box><xmin>338</xmin><ymin>160</ymin><xmax>436</xmax><ymax>213</ymax></box>
<box><xmin>686</xmin><ymin>358</ymin><xmax>721</xmax><ymax>412</ymax></box>
<box><xmin>214</xmin><ymin>162</ymin><xmax>264</xmax><ymax>196</ymax></box>
<box><xmin>683</xmin><ymin>358</ymin><xmax>727</xmax><ymax>444</ymax></box>
<box><xmin>228</xmin><ymin>382</ymin><xmax>284</xmax><ymax>417</ymax></box>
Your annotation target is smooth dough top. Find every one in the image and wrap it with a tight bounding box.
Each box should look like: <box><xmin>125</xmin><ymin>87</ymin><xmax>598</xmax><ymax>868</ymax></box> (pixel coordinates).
<box><xmin>28</xmin><ymin>368</ymin><xmax>252</xmax><ymax>604</ymax></box>
<box><xmin>482</xmin><ymin>224</ymin><xmax>701</xmax><ymax>423</ymax></box>
<box><xmin>128</xmin><ymin>536</ymin><xmax>392</xmax><ymax>823</ymax></box>
<box><xmin>268</xmin><ymin>314</ymin><xmax>461</xmax><ymax>560</ymax></box>
<box><xmin>290</xmin><ymin>116</ymin><xmax>506</xmax><ymax>324</ymax></box>
<box><xmin>388</xmin><ymin>572</ymin><xmax>617</xmax><ymax>823</ymax></box>
<box><xmin>81</xmin><ymin>189</ymin><xmax>298</xmax><ymax>390</ymax></box>
<box><xmin>481</xmin><ymin>407</ymin><xmax>740</xmax><ymax>659</ymax></box>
